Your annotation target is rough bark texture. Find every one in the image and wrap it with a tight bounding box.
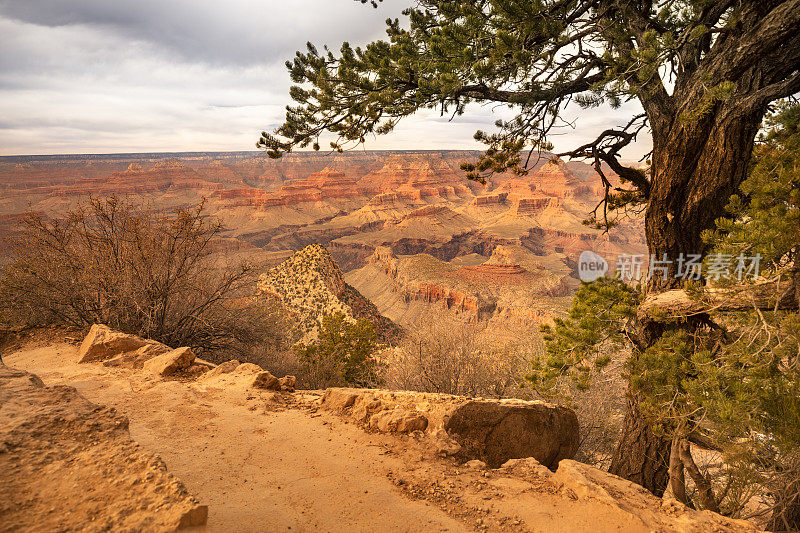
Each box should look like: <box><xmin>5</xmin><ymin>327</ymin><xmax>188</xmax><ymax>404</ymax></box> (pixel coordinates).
<box><xmin>609</xmin><ymin>21</ymin><xmax>790</xmax><ymax>490</ymax></box>
<box><xmin>609</xmin><ymin>394</ymin><xmax>670</xmax><ymax>496</ymax></box>
<box><xmin>669</xmin><ymin>434</ymin><xmax>691</xmax><ymax>508</ymax></box>
<box><xmin>679</xmin><ymin>439</ymin><xmax>720</xmax><ymax>513</ymax></box>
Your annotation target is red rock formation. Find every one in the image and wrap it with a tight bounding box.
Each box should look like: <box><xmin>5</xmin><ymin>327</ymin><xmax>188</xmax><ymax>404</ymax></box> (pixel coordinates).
<box><xmin>222</xmin><ymin>167</ymin><xmax>363</xmax><ymax>208</ymax></box>
<box><xmin>514</xmin><ymin>196</ymin><xmax>558</xmax><ymax>214</ymax></box>
<box><xmin>359</xmin><ymin>157</ymin><xmax>474</xmax><ymax>200</ymax></box>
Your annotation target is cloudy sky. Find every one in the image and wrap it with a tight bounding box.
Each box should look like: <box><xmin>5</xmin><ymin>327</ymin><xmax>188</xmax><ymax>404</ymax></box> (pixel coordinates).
<box><xmin>0</xmin><ymin>0</ymin><xmax>651</xmax><ymax>158</ymax></box>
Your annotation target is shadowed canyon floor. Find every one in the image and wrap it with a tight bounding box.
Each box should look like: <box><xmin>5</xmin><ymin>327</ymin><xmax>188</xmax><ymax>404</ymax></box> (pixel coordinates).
<box><xmin>3</xmin><ymin>339</ymin><xmax>759</xmax><ymax>533</ymax></box>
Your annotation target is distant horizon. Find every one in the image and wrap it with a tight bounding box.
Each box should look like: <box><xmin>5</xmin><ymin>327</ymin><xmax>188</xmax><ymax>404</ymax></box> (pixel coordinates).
<box><xmin>0</xmin><ymin>1</ymin><xmax>652</xmax><ymax>160</ymax></box>
<box><xmin>0</xmin><ymin>148</ymin><xmax>491</xmax><ymax>161</ymax></box>
<box><xmin>0</xmin><ymin>149</ymin><xmax>645</xmax><ymax>169</ymax></box>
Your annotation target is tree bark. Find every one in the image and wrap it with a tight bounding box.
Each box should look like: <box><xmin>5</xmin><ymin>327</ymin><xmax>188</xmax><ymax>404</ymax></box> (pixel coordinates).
<box><xmin>669</xmin><ymin>434</ymin><xmax>692</xmax><ymax>507</ymax></box>
<box><xmin>609</xmin><ymin>393</ymin><xmax>671</xmax><ymax>495</ymax></box>
<box><xmin>610</xmin><ymin>77</ymin><xmax>768</xmax><ymax>494</ymax></box>
<box><xmin>678</xmin><ymin>438</ymin><xmax>720</xmax><ymax>513</ymax></box>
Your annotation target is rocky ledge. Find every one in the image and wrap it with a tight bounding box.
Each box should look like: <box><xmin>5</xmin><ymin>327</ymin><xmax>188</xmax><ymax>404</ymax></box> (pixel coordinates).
<box><xmin>0</xmin><ymin>366</ymin><xmax>208</xmax><ymax>531</ymax></box>
<box><xmin>320</xmin><ymin>387</ymin><xmax>579</xmax><ymax>468</ymax></box>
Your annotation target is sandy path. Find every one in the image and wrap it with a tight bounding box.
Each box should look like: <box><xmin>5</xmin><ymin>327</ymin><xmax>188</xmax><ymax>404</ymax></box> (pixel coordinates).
<box><xmin>6</xmin><ymin>344</ymin><xmax>469</xmax><ymax>533</ymax></box>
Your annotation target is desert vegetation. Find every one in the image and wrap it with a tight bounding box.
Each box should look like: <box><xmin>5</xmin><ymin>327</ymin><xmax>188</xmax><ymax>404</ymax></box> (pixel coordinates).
<box><xmin>385</xmin><ymin>323</ymin><xmax>528</xmax><ymax>399</ymax></box>
<box><xmin>263</xmin><ymin>0</ymin><xmax>800</xmax><ymax>504</ymax></box>
<box><xmin>295</xmin><ymin>311</ymin><xmax>382</xmax><ymax>389</ymax></box>
<box><xmin>0</xmin><ymin>196</ymin><xmax>294</xmax><ymax>362</ymax></box>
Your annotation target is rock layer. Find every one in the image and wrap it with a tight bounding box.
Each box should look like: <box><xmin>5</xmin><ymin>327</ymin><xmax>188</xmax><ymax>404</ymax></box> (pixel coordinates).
<box><xmin>0</xmin><ymin>366</ymin><xmax>208</xmax><ymax>531</ymax></box>
<box><xmin>320</xmin><ymin>388</ymin><xmax>579</xmax><ymax>468</ymax></box>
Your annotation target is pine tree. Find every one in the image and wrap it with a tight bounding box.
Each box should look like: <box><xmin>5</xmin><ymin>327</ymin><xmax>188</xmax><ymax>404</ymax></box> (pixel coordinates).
<box><xmin>535</xmin><ymin>104</ymin><xmax>800</xmax><ymax>527</ymax></box>
<box><xmin>262</xmin><ymin>0</ymin><xmax>800</xmax><ymax>494</ymax></box>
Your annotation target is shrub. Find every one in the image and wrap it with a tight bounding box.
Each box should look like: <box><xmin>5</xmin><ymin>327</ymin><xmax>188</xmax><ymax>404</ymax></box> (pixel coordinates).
<box><xmin>0</xmin><ymin>196</ymin><xmax>293</xmax><ymax>360</ymax></box>
<box><xmin>296</xmin><ymin>312</ymin><xmax>381</xmax><ymax>389</ymax></box>
<box><xmin>386</xmin><ymin>323</ymin><xmax>529</xmax><ymax>399</ymax></box>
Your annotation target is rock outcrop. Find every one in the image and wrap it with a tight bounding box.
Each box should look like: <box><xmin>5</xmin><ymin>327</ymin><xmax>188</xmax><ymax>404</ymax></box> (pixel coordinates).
<box><xmin>142</xmin><ymin>346</ymin><xmax>196</xmax><ymax>377</ymax></box>
<box><xmin>320</xmin><ymin>388</ymin><xmax>579</xmax><ymax>468</ymax></box>
<box><xmin>0</xmin><ymin>366</ymin><xmax>208</xmax><ymax>531</ymax></box>
<box><xmin>258</xmin><ymin>244</ymin><xmax>402</xmax><ymax>342</ymax></box>
<box><xmin>77</xmin><ymin>323</ymin><xmax>170</xmax><ymax>363</ymax></box>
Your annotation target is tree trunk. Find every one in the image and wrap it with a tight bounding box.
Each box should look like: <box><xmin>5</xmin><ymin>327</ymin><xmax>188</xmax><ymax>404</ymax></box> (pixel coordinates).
<box><xmin>610</xmin><ymin>93</ymin><xmax>767</xmax><ymax>495</ymax></box>
<box><xmin>669</xmin><ymin>433</ymin><xmax>691</xmax><ymax>507</ymax></box>
<box><xmin>609</xmin><ymin>393</ymin><xmax>670</xmax><ymax>495</ymax></box>
<box><xmin>678</xmin><ymin>438</ymin><xmax>720</xmax><ymax>513</ymax></box>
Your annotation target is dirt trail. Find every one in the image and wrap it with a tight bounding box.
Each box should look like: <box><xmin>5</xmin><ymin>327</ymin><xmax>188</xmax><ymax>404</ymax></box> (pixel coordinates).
<box><xmin>6</xmin><ymin>343</ymin><xmax>468</xmax><ymax>533</ymax></box>
<box><xmin>5</xmin><ymin>341</ymin><xmax>760</xmax><ymax>533</ymax></box>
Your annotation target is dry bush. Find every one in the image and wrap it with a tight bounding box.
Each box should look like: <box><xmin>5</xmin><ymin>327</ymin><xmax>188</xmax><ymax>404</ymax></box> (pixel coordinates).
<box><xmin>567</xmin><ymin>361</ymin><xmax>626</xmax><ymax>469</ymax></box>
<box><xmin>384</xmin><ymin>323</ymin><xmax>529</xmax><ymax>398</ymax></box>
<box><xmin>0</xmin><ymin>196</ymin><xmax>294</xmax><ymax>361</ymax></box>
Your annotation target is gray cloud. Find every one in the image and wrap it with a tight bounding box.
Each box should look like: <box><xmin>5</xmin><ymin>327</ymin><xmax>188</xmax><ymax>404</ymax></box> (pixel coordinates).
<box><xmin>0</xmin><ymin>0</ymin><xmax>407</xmax><ymax>66</ymax></box>
<box><xmin>0</xmin><ymin>0</ymin><xmax>652</xmax><ymax>158</ymax></box>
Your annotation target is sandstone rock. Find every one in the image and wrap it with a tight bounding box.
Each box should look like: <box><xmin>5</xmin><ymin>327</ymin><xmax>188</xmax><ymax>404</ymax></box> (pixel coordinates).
<box><xmin>235</xmin><ymin>363</ymin><xmax>263</xmax><ymax>374</ymax></box>
<box><xmin>102</xmin><ymin>342</ymin><xmax>172</xmax><ymax>369</ymax></box>
<box><xmin>352</xmin><ymin>396</ymin><xmax>384</xmax><ymax>423</ymax></box>
<box><xmin>0</xmin><ymin>366</ymin><xmax>208</xmax><ymax>531</ymax></box>
<box><xmin>546</xmin><ymin>459</ymin><xmax>759</xmax><ymax>531</ymax></box>
<box><xmin>194</xmin><ymin>361</ymin><xmax>261</xmax><ymax>390</ymax></box>
<box><xmin>200</xmin><ymin>359</ymin><xmax>240</xmax><ymax>379</ymax></box>
<box><xmin>176</xmin><ymin>504</ymin><xmax>209</xmax><ymax>529</ymax></box>
<box><xmin>499</xmin><ymin>457</ymin><xmax>554</xmax><ymax>480</ymax></box>
<box><xmin>462</xmin><ymin>459</ymin><xmax>487</xmax><ymax>470</ymax></box>
<box><xmin>444</xmin><ymin>398</ymin><xmax>578</xmax><ymax>468</ymax></box>
<box><xmin>142</xmin><ymin>347</ymin><xmax>195</xmax><ymax>377</ymax></box>
<box><xmin>320</xmin><ymin>388</ymin><xmax>578</xmax><ymax>468</ymax></box>
<box><xmin>77</xmin><ymin>324</ymin><xmax>151</xmax><ymax>363</ymax></box>
<box><xmin>278</xmin><ymin>375</ymin><xmax>297</xmax><ymax>392</ymax></box>
<box><xmin>321</xmin><ymin>388</ymin><xmax>359</xmax><ymax>411</ymax></box>
<box><xmin>252</xmin><ymin>371</ymin><xmax>280</xmax><ymax>390</ymax></box>
<box><xmin>435</xmin><ymin>436</ymin><xmax>463</xmax><ymax>457</ymax></box>
<box><xmin>368</xmin><ymin>409</ymin><xmax>428</xmax><ymax>433</ymax></box>
<box><xmin>193</xmin><ymin>357</ymin><xmax>216</xmax><ymax>369</ymax></box>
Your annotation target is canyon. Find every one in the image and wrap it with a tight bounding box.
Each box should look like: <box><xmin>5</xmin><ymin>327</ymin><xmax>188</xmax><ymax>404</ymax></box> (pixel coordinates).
<box><xmin>0</xmin><ymin>150</ymin><xmax>647</xmax><ymax>338</ymax></box>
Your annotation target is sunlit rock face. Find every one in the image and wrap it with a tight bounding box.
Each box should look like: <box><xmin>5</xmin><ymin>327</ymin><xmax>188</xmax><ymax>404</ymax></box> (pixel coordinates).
<box><xmin>0</xmin><ymin>150</ymin><xmax>646</xmax><ymax>339</ymax></box>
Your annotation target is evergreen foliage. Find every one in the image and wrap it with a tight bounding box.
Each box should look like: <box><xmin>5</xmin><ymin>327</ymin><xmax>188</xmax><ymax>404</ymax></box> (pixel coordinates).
<box><xmin>535</xmin><ymin>104</ymin><xmax>800</xmax><ymax>524</ymax></box>
<box><xmin>704</xmin><ymin>102</ymin><xmax>800</xmax><ymax>275</ymax></box>
<box><xmin>529</xmin><ymin>278</ymin><xmax>638</xmax><ymax>398</ymax></box>
<box><xmin>297</xmin><ymin>312</ymin><xmax>382</xmax><ymax>388</ymax></box>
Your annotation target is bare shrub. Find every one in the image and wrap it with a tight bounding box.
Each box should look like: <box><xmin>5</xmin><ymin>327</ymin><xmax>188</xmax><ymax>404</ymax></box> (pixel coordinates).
<box><xmin>385</xmin><ymin>323</ymin><xmax>529</xmax><ymax>398</ymax></box>
<box><xmin>568</xmin><ymin>360</ymin><xmax>626</xmax><ymax>469</ymax></box>
<box><xmin>0</xmin><ymin>196</ymin><xmax>294</xmax><ymax>360</ymax></box>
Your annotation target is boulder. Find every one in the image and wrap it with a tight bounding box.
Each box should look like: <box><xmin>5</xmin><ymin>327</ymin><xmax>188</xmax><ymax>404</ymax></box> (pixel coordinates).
<box><xmin>278</xmin><ymin>375</ymin><xmax>296</xmax><ymax>392</ymax></box>
<box><xmin>320</xmin><ymin>388</ymin><xmax>579</xmax><ymax>468</ymax></box>
<box><xmin>77</xmin><ymin>324</ymin><xmax>155</xmax><ymax>363</ymax></box>
<box><xmin>368</xmin><ymin>409</ymin><xmax>428</xmax><ymax>433</ymax></box>
<box><xmin>142</xmin><ymin>347</ymin><xmax>195</xmax><ymax>377</ymax></box>
<box><xmin>462</xmin><ymin>459</ymin><xmax>487</xmax><ymax>470</ymax></box>
<box><xmin>102</xmin><ymin>342</ymin><xmax>172</xmax><ymax>369</ymax></box>
<box><xmin>194</xmin><ymin>362</ymin><xmax>261</xmax><ymax>390</ymax></box>
<box><xmin>199</xmin><ymin>359</ymin><xmax>240</xmax><ymax>380</ymax></box>
<box><xmin>321</xmin><ymin>388</ymin><xmax>359</xmax><ymax>411</ymax></box>
<box><xmin>444</xmin><ymin>399</ymin><xmax>578</xmax><ymax>468</ymax></box>
<box><xmin>252</xmin><ymin>371</ymin><xmax>280</xmax><ymax>390</ymax></box>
